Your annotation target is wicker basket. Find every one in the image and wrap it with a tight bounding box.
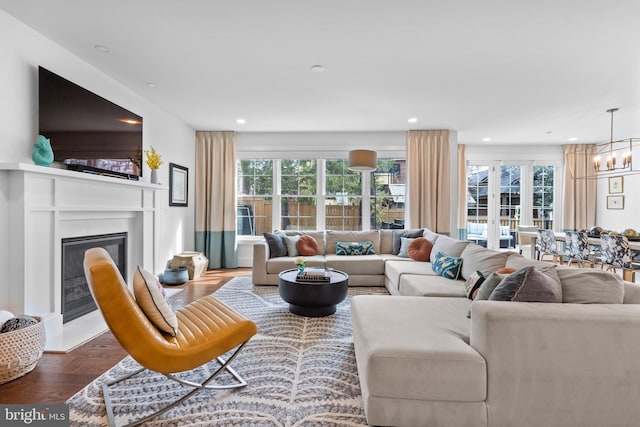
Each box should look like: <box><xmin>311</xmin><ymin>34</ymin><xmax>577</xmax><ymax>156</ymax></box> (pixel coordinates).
<box><xmin>0</xmin><ymin>316</ymin><xmax>46</xmax><ymax>385</ymax></box>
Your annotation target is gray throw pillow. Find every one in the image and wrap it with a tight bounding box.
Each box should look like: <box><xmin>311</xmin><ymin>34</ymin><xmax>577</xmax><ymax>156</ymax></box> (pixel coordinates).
<box><xmin>263</xmin><ymin>231</ymin><xmax>288</xmax><ymax>258</ymax></box>
<box><xmin>392</xmin><ymin>229</ymin><xmax>424</xmax><ymax>255</ymax></box>
<box><xmin>489</xmin><ymin>266</ymin><xmax>562</xmax><ymax>303</ymax></box>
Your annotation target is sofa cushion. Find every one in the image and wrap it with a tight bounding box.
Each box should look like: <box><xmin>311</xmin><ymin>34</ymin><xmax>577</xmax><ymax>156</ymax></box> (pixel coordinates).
<box><xmin>283</xmin><ymin>235</ymin><xmax>300</xmax><ymax>257</ymax></box>
<box><xmin>263</xmin><ymin>231</ymin><xmax>288</xmax><ymax>258</ymax></box>
<box><xmin>266</xmin><ymin>255</ymin><xmax>326</xmax><ymax>274</ymax></box>
<box><xmin>508</xmin><ymin>254</ymin><xmax>625</xmax><ymax>304</ymax></box>
<box><xmin>430</xmin><ymin>235</ymin><xmax>469</xmax><ymax>263</ymax></box>
<box><xmin>325</xmin><ymin>254</ymin><xmax>385</xmax><ymax>275</ymax></box>
<box><xmin>432</xmin><ymin>252</ymin><xmax>464</xmax><ymax>280</ymax></box>
<box><xmin>392</xmin><ymin>228</ymin><xmax>424</xmax><ymax>255</ymax></box>
<box><xmin>399</xmin><ymin>274</ymin><xmax>467</xmax><ymax>297</ymax></box>
<box><xmin>407</xmin><ymin>237</ymin><xmax>433</xmax><ymax>261</ymax></box>
<box><xmin>460</xmin><ymin>244</ymin><xmax>511</xmax><ymax>280</ymax></box>
<box><xmin>326</xmin><ymin>230</ymin><xmax>380</xmax><ymax>255</ymax></box>
<box><xmin>555</xmin><ymin>266</ymin><xmax>624</xmax><ymax>304</ymax></box>
<box><xmin>335</xmin><ymin>241</ymin><xmax>375</xmax><ymax>255</ymax></box>
<box><xmin>296</xmin><ymin>235</ymin><xmax>319</xmax><ymax>256</ymax></box>
<box><xmin>351</xmin><ymin>295</ymin><xmax>486</xmax><ymax>402</ymax></box>
<box><xmin>422</xmin><ymin>228</ymin><xmax>440</xmax><ymax>245</ymax></box>
<box><xmin>385</xmin><ymin>260</ymin><xmax>439</xmax><ymax>290</ymax></box>
<box><xmin>489</xmin><ymin>266</ymin><xmax>562</xmax><ymax>303</ymax></box>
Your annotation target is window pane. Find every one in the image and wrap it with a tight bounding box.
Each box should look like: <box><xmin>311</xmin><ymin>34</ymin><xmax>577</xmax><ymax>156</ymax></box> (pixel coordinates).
<box><xmin>497</xmin><ymin>165</ymin><xmax>519</xmax><ymax>249</ymax></box>
<box><xmin>370</xmin><ymin>159</ymin><xmax>406</xmax><ymax>230</ymax></box>
<box><xmin>533</xmin><ymin>165</ymin><xmax>555</xmax><ymax>229</ymax></box>
<box><xmin>325</xmin><ymin>159</ymin><xmax>362</xmax><ymax>230</ymax></box>
<box><xmin>281</xmin><ymin>196</ymin><xmax>316</xmax><ymax>230</ymax></box>
<box><xmin>280</xmin><ymin>160</ymin><xmax>317</xmax><ymax>230</ymax></box>
<box><xmin>236</xmin><ymin>159</ymin><xmax>273</xmax><ymax>235</ymax></box>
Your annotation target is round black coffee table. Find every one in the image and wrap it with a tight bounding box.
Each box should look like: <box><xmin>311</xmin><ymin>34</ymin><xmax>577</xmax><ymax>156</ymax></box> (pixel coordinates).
<box><xmin>278</xmin><ymin>268</ymin><xmax>349</xmax><ymax>317</ymax></box>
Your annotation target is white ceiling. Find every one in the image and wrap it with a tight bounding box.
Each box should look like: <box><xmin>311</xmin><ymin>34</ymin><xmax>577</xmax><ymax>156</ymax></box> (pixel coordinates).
<box><xmin>2</xmin><ymin>0</ymin><xmax>639</xmax><ymax>145</ymax></box>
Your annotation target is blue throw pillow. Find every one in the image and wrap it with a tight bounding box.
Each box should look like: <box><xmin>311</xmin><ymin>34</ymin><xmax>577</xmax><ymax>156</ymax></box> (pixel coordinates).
<box><xmin>432</xmin><ymin>251</ymin><xmax>463</xmax><ymax>280</ymax></box>
<box><xmin>335</xmin><ymin>241</ymin><xmax>376</xmax><ymax>255</ymax></box>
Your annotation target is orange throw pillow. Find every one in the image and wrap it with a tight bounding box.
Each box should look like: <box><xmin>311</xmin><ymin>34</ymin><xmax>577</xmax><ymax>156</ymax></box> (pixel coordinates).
<box><xmin>296</xmin><ymin>235</ymin><xmax>319</xmax><ymax>256</ymax></box>
<box><xmin>496</xmin><ymin>267</ymin><xmax>516</xmax><ymax>274</ymax></box>
<box><xmin>408</xmin><ymin>237</ymin><xmax>433</xmax><ymax>261</ymax></box>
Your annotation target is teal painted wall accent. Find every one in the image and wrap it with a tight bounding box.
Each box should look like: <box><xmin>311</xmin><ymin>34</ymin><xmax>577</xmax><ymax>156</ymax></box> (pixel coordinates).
<box><xmin>195</xmin><ymin>231</ymin><xmax>238</xmax><ymax>269</ymax></box>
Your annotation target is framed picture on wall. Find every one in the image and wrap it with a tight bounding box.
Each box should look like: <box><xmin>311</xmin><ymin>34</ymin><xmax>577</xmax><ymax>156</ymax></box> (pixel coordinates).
<box><xmin>169</xmin><ymin>163</ymin><xmax>188</xmax><ymax>207</ymax></box>
<box><xmin>606</xmin><ymin>195</ymin><xmax>624</xmax><ymax>210</ymax></box>
<box><xmin>609</xmin><ymin>176</ymin><xmax>623</xmax><ymax>194</ymax></box>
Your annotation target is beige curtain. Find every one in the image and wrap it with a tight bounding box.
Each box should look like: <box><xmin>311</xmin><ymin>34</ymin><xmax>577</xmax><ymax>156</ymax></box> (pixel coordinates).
<box><xmin>456</xmin><ymin>144</ymin><xmax>467</xmax><ymax>239</ymax></box>
<box><xmin>195</xmin><ymin>131</ymin><xmax>237</xmax><ymax>268</ymax></box>
<box><xmin>563</xmin><ymin>144</ymin><xmax>597</xmax><ymax>230</ymax></box>
<box><xmin>407</xmin><ymin>130</ymin><xmax>451</xmax><ymax>232</ymax></box>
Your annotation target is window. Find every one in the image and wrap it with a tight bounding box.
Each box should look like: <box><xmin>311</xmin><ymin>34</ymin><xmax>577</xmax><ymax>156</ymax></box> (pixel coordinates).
<box><xmin>237</xmin><ymin>157</ymin><xmax>406</xmax><ymax>234</ymax></box>
<box><xmin>237</xmin><ymin>160</ymin><xmax>273</xmax><ymax>236</ymax></box>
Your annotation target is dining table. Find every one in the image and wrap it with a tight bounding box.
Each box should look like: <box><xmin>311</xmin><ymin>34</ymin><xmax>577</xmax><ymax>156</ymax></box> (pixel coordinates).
<box><xmin>518</xmin><ymin>230</ymin><xmax>640</xmax><ymax>259</ymax></box>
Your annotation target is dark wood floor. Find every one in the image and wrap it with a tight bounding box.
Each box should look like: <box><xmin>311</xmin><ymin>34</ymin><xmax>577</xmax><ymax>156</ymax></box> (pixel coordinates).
<box><xmin>0</xmin><ymin>268</ymin><xmax>252</xmax><ymax>404</ymax></box>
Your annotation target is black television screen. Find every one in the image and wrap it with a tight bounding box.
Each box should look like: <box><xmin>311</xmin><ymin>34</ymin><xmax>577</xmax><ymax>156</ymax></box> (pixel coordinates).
<box><xmin>38</xmin><ymin>66</ymin><xmax>143</xmax><ymax>177</ymax></box>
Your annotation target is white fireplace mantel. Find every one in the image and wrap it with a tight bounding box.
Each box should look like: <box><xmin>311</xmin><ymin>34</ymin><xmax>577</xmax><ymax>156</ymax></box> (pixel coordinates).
<box><xmin>0</xmin><ymin>162</ymin><xmax>167</xmax><ymax>352</ymax></box>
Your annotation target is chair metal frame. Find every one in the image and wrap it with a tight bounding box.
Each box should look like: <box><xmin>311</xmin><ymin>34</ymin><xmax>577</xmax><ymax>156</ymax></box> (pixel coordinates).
<box><xmin>102</xmin><ymin>345</ymin><xmax>249</xmax><ymax>427</ymax></box>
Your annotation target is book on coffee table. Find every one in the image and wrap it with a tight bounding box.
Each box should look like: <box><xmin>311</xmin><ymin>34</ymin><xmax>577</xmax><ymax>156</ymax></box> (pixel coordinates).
<box><xmin>296</xmin><ymin>268</ymin><xmax>330</xmax><ymax>282</ymax></box>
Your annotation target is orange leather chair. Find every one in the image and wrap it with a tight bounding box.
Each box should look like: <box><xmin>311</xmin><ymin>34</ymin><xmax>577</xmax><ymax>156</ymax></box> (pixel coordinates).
<box><xmin>83</xmin><ymin>247</ymin><xmax>257</xmax><ymax>427</ymax></box>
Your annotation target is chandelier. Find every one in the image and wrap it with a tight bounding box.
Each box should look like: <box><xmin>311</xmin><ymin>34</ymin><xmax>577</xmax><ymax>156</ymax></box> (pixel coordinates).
<box><xmin>593</xmin><ymin>108</ymin><xmax>634</xmax><ymax>174</ymax></box>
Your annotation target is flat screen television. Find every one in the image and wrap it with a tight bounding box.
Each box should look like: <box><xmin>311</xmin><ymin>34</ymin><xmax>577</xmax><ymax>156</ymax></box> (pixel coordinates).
<box><xmin>38</xmin><ymin>66</ymin><xmax>143</xmax><ymax>179</ymax></box>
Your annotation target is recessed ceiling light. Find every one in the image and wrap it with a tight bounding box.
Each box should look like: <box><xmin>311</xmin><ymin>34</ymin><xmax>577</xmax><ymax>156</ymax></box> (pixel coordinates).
<box><xmin>146</xmin><ymin>82</ymin><xmax>156</xmax><ymax>88</ymax></box>
<box><xmin>311</xmin><ymin>65</ymin><xmax>325</xmax><ymax>73</ymax></box>
<box><xmin>407</xmin><ymin>117</ymin><xmax>418</xmax><ymax>123</ymax></box>
<box><xmin>545</xmin><ymin>131</ymin><xmax>552</xmax><ymax>134</ymax></box>
<box><xmin>482</xmin><ymin>137</ymin><xmax>492</xmax><ymax>142</ymax></box>
<box><xmin>236</xmin><ymin>118</ymin><xmax>246</xmax><ymax>124</ymax></box>
<box><xmin>94</xmin><ymin>45</ymin><xmax>109</xmax><ymax>53</ymax></box>
<box><xmin>568</xmin><ymin>137</ymin><xmax>578</xmax><ymax>141</ymax></box>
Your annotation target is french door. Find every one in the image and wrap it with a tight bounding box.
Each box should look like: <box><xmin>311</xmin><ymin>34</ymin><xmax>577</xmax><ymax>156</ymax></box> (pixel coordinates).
<box><xmin>466</xmin><ymin>161</ymin><xmax>559</xmax><ymax>250</ymax></box>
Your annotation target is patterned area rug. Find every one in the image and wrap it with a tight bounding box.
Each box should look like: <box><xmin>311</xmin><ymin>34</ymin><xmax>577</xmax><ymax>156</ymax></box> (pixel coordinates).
<box><xmin>67</xmin><ymin>276</ymin><xmax>388</xmax><ymax>426</ymax></box>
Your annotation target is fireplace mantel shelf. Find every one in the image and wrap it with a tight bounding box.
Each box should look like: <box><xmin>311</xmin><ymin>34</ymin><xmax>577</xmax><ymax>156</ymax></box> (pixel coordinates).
<box><xmin>0</xmin><ymin>162</ymin><xmax>168</xmax><ymax>190</ymax></box>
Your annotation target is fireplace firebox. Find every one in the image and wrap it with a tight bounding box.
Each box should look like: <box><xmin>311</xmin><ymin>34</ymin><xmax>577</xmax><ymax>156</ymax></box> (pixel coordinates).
<box><xmin>61</xmin><ymin>233</ymin><xmax>127</xmax><ymax>323</ymax></box>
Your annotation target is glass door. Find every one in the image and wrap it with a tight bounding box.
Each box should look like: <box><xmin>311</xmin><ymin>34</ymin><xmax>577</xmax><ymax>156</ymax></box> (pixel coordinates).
<box><xmin>467</xmin><ymin>162</ymin><xmax>558</xmax><ymax>250</ymax></box>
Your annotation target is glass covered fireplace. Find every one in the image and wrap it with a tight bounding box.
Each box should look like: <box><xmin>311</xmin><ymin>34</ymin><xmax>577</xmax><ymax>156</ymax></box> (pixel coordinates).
<box><xmin>61</xmin><ymin>232</ymin><xmax>127</xmax><ymax>323</ymax></box>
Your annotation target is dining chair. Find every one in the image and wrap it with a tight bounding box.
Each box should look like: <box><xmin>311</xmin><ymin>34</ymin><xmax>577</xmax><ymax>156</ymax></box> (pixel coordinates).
<box><xmin>83</xmin><ymin>247</ymin><xmax>258</xmax><ymax>427</ymax></box>
<box><xmin>564</xmin><ymin>230</ymin><xmax>596</xmax><ymax>268</ymax></box>
<box><xmin>517</xmin><ymin>225</ymin><xmax>538</xmax><ymax>256</ymax></box>
<box><xmin>537</xmin><ymin>229</ymin><xmax>563</xmax><ymax>264</ymax></box>
<box><xmin>600</xmin><ymin>234</ymin><xmax>640</xmax><ymax>282</ymax></box>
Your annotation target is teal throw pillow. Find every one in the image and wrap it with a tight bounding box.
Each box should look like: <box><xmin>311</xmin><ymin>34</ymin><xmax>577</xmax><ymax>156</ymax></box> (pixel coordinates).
<box><xmin>432</xmin><ymin>251</ymin><xmax>463</xmax><ymax>280</ymax></box>
<box><xmin>335</xmin><ymin>241</ymin><xmax>376</xmax><ymax>255</ymax></box>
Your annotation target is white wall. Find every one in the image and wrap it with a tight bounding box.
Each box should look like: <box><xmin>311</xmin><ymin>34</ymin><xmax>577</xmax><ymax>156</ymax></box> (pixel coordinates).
<box><xmin>596</xmin><ymin>174</ymin><xmax>640</xmax><ymax>233</ymax></box>
<box><xmin>0</xmin><ymin>10</ymin><xmax>195</xmax><ymax>276</ymax></box>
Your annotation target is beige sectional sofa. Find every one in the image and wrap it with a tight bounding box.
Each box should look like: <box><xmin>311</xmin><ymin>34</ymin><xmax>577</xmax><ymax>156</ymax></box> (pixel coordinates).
<box><xmin>252</xmin><ymin>229</ymin><xmax>415</xmax><ymax>287</ymax></box>
<box><xmin>253</xmin><ymin>228</ymin><xmax>640</xmax><ymax>426</ymax></box>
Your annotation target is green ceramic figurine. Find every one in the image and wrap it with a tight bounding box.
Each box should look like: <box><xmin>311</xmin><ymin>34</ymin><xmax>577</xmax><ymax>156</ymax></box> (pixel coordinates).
<box><xmin>32</xmin><ymin>134</ymin><xmax>54</xmax><ymax>166</ymax></box>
